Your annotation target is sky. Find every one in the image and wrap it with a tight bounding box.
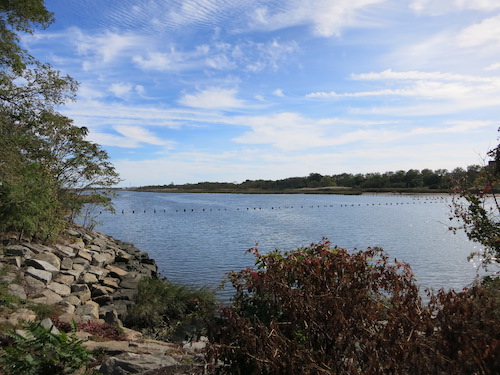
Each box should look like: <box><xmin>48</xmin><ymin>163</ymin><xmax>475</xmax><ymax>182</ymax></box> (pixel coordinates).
<box><xmin>24</xmin><ymin>0</ymin><xmax>500</xmax><ymax>186</ymax></box>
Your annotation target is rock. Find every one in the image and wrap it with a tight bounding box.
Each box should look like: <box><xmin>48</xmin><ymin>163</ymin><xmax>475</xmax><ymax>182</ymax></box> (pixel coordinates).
<box><xmin>7</xmin><ymin>284</ymin><xmax>27</xmax><ymax>299</ymax></box>
<box><xmin>89</xmin><ymin>265</ymin><xmax>108</xmax><ymax>279</ymax></box>
<box><xmin>6</xmin><ymin>308</ymin><xmax>37</xmax><ymax>325</ymax></box>
<box><xmin>183</xmin><ymin>337</ymin><xmax>209</xmax><ymax>354</ymax></box>
<box><xmin>3</xmin><ymin>256</ymin><xmax>22</xmax><ymax>268</ymax></box>
<box><xmin>72</xmin><ymin>257</ymin><xmax>90</xmax><ymax>269</ymax></box>
<box><xmin>40</xmin><ymin>318</ymin><xmax>60</xmax><ymax>335</ymax></box>
<box><xmin>4</xmin><ymin>245</ymin><xmax>33</xmax><ymax>258</ymax></box>
<box><xmin>26</xmin><ymin>266</ymin><xmax>52</xmax><ymax>284</ymax></box>
<box><xmin>92</xmin><ymin>253</ymin><xmax>109</xmax><ymax>267</ymax></box>
<box><xmin>54</xmin><ymin>244</ymin><xmax>76</xmax><ymax>257</ymax></box>
<box><xmin>24</xmin><ymin>275</ymin><xmax>47</xmax><ymax>296</ymax></box>
<box><xmin>102</xmin><ymin>278</ymin><xmax>120</xmax><ymax>289</ymax></box>
<box><xmin>77</xmin><ymin>249</ymin><xmax>93</xmax><ymax>262</ymax></box>
<box><xmin>22</xmin><ymin>242</ymin><xmax>49</xmax><ymax>254</ymax></box>
<box><xmin>57</xmin><ymin>312</ymin><xmax>82</xmax><ymax>325</ymax></box>
<box><xmin>72</xmin><ymin>240</ymin><xmax>85</xmax><ymax>250</ymax></box>
<box><xmin>80</xmin><ymin>272</ymin><xmax>99</xmax><ymax>285</ymax></box>
<box><xmin>99</xmin><ymin>352</ymin><xmax>178</xmax><ymax>375</ymax></box>
<box><xmin>32</xmin><ymin>252</ymin><xmax>61</xmax><ymax>270</ymax></box>
<box><xmin>64</xmin><ymin>269</ymin><xmax>82</xmax><ymax>279</ymax></box>
<box><xmin>104</xmin><ymin>309</ymin><xmax>123</xmax><ymax>328</ymax></box>
<box><xmin>75</xmin><ymin>301</ymin><xmax>100</xmax><ymax>320</ymax></box>
<box><xmin>71</xmin><ymin>284</ymin><xmax>91</xmax><ymax>302</ymax></box>
<box><xmin>60</xmin><ymin>257</ymin><xmax>73</xmax><ymax>270</ymax></box>
<box><xmin>58</xmin><ymin>301</ymin><xmax>76</xmax><ymax>314</ymax></box>
<box><xmin>48</xmin><ymin>282</ymin><xmax>71</xmax><ymax>297</ymax></box>
<box><xmin>25</xmin><ymin>259</ymin><xmax>59</xmax><ymax>273</ymax></box>
<box><xmin>33</xmin><ymin>289</ymin><xmax>63</xmax><ymax>305</ymax></box>
<box><xmin>67</xmin><ymin>228</ymin><xmax>81</xmax><ymax>237</ymax></box>
<box><xmin>54</xmin><ymin>273</ymin><xmax>75</xmax><ymax>284</ymax></box>
<box><xmin>92</xmin><ymin>285</ymin><xmax>114</xmax><ymax>297</ymax></box>
<box><xmin>63</xmin><ymin>295</ymin><xmax>82</xmax><ymax>307</ymax></box>
<box><xmin>106</xmin><ymin>265</ymin><xmax>128</xmax><ymax>279</ymax></box>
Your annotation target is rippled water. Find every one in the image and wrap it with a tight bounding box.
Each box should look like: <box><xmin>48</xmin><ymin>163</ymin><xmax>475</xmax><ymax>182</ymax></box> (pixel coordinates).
<box><xmin>89</xmin><ymin>191</ymin><xmax>480</xmax><ymax>299</ymax></box>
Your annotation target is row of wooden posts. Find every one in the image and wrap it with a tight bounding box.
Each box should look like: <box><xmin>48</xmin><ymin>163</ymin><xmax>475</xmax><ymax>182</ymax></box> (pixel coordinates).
<box><xmin>110</xmin><ymin>197</ymin><xmax>448</xmax><ymax>214</ymax></box>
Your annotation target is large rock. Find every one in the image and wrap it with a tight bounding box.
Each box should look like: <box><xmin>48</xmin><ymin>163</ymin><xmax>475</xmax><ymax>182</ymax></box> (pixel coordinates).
<box><xmin>71</xmin><ymin>284</ymin><xmax>91</xmax><ymax>302</ymax></box>
<box><xmin>99</xmin><ymin>352</ymin><xmax>178</xmax><ymax>375</ymax></box>
<box><xmin>54</xmin><ymin>244</ymin><xmax>76</xmax><ymax>257</ymax></box>
<box><xmin>106</xmin><ymin>265</ymin><xmax>128</xmax><ymax>279</ymax></box>
<box><xmin>48</xmin><ymin>282</ymin><xmax>71</xmax><ymax>297</ymax></box>
<box><xmin>26</xmin><ymin>266</ymin><xmax>52</xmax><ymax>284</ymax></box>
<box><xmin>26</xmin><ymin>259</ymin><xmax>59</xmax><ymax>273</ymax></box>
<box><xmin>4</xmin><ymin>245</ymin><xmax>33</xmax><ymax>258</ymax></box>
<box><xmin>75</xmin><ymin>301</ymin><xmax>100</xmax><ymax>320</ymax></box>
<box><xmin>33</xmin><ymin>252</ymin><xmax>61</xmax><ymax>270</ymax></box>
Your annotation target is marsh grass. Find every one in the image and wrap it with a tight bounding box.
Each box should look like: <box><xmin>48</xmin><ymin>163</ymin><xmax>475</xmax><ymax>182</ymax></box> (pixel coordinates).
<box><xmin>124</xmin><ymin>277</ymin><xmax>216</xmax><ymax>341</ymax></box>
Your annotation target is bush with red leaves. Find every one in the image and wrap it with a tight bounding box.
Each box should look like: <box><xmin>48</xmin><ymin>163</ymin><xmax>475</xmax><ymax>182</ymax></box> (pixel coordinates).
<box><xmin>206</xmin><ymin>240</ymin><xmax>499</xmax><ymax>375</ymax></box>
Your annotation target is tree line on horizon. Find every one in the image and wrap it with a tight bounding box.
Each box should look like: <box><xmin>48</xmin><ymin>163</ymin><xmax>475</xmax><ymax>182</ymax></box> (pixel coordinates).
<box><xmin>140</xmin><ymin>165</ymin><xmax>485</xmax><ymax>192</ymax></box>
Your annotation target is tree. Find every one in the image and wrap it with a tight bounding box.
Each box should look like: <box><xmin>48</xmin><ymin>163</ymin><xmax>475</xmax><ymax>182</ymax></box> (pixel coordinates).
<box><xmin>451</xmin><ymin>136</ymin><xmax>500</xmax><ymax>272</ymax></box>
<box><xmin>0</xmin><ymin>0</ymin><xmax>119</xmax><ymax>239</ymax></box>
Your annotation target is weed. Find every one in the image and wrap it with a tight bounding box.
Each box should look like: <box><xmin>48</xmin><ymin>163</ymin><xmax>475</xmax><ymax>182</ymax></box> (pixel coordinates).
<box><xmin>124</xmin><ymin>277</ymin><xmax>216</xmax><ymax>341</ymax></box>
<box><xmin>0</xmin><ymin>320</ymin><xmax>92</xmax><ymax>375</ymax></box>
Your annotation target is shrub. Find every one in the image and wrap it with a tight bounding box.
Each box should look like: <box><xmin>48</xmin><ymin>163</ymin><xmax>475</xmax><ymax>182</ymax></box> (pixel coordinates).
<box><xmin>0</xmin><ymin>321</ymin><xmax>92</xmax><ymax>375</ymax></box>
<box><xmin>206</xmin><ymin>240</ymin><xmax>499</xmax><ymax>374</ymax></box>
<box><xmin>51</xmin><ymin>317</ymin><xmax>126</xmax><ymax>341</ymax></box>
<box><xmin>124</xmin><ymin>277</ymin><xmax>216</xmax><ymax>341</ymax></box>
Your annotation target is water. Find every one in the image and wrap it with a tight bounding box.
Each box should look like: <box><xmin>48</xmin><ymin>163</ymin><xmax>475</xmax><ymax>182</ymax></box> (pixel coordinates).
<box><xmin>88</xmin><ymin>191</ymin><xmax>481</xmax><ymax>299</ymax></box>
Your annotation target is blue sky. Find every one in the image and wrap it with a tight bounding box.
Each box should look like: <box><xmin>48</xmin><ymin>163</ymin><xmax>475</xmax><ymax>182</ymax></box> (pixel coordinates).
<box><xmin>25</xmin><ymin>0</ymin><xmax>500</xmax><ymax>186</ymax></box>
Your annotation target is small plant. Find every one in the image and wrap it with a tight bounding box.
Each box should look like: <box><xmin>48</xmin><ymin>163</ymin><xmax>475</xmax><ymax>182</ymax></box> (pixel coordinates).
<box><xmin>77</xmin><ymin>320</ymin><xmax>126</xmax><ymax>341</ymax></box>
<box><xmin>0</xmin><ymin>320</ymin><xmax>92</xmax><ymax>375</ymax></box>
<box><xmin>124</xmin><ymin>277</ymin><xmax>216</xmax><ymax>341</ymax></box>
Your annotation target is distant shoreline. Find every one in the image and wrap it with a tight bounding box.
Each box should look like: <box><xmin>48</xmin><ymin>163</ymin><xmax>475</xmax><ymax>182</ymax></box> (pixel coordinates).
<box><xmin>118</xmin><ymin>187</ymin><xmax>451</xmax><ymax>196</ymax></box>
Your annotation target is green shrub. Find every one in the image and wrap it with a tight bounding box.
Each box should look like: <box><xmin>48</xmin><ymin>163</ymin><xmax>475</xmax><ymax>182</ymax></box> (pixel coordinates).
<box><xmin>124</xmin><ymin>277</ymin><xmax>216</xmax><ymax>341</ymax></box>
<box><xmin>206</xmin><ymin>240</ymin><xmax>499</xmax><ymax>374</ymax></box>
<box><xmin>0</xmin><ymin>321</ymin><xmax>92</xmax><ymax>375</ymax></box>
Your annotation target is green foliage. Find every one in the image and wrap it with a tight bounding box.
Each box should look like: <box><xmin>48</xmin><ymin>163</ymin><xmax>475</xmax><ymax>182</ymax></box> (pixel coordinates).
<box><xmin>206</xmin><ymin>240</ymin><xmax>499</xmax><ymax>374</ymax></box>
<box><xmin>0</xmin><ymin>2</ymin><xmax>120</xmax><ymax>239</ymax></box>
<box><xmin>0</xmin><ymin>162</ymin><xmax>64</xmax><ymax>241</ymax></box>
<box><xmin>0</xmin><ymin>321</ymin><xmax>92</xmax><ymax>375</ymax></box>
<box><xmin>451</xmin><ymin>136</ymin><xmax>500</xmax><ymax>270</ymax></box>
<box><xmin>124</xmin><ymin>277</ymin><xmax>216</xmax><ymax>341</ymax></box>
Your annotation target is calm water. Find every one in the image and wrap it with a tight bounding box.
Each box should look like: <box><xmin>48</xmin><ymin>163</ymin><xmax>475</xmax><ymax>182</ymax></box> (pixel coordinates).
<box><xmin>89</xmin><ymin>191</ymin><xmax>480</xmax><ymax>299</ymax></box>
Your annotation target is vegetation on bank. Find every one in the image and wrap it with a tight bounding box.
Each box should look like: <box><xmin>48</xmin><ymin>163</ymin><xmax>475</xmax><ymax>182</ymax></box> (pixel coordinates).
<box><xmin>124</xmin><ymin>277</ymin><xmax>216</xmax><ymax>342</ymax></box>
<box><xmin>134</xmin><ymin>166</ymin><xmax>485</xmax><ymax>194</ymax></box>
<box><xmin>206</xmin><ymin>241</ymin><xmax>499</xmax><ymax>374</ymax></box>
<box><xmin>0</xmin><ymin>0</ymin><xmax>120</xmax><ymax>242</ymax></box>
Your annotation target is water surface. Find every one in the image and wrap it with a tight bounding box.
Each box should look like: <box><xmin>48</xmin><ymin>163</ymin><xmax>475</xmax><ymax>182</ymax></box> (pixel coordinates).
<box><xmin>90</xmin><ymin>192</ymin><xmax>480</xmax><ymax>299</ymax></box>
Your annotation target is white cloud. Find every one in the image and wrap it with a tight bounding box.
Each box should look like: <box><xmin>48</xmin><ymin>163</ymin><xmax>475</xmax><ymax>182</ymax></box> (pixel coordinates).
<box><xmin>178</xmin><ymin>88</ymin><xmax>246</xmax><ymax>109</ymax></box>
<box><xmin>485</xmin><ymin>62</ymin><xmax>500</xmax><ymax>71</ymax></box>
<box><xmin>74</xmin><ymin>29</ymin><xmax>145</xmax><ymax>65</ymax></box>
<box><xmin>248</xmin><ymin>0</ymin><xmax>387</xmax><ymax>37</ymax></box>
<box><xmin>410</xmin><ymin>0</ymin><xmax>500</xmax><ymax>14</ymax></box>
<box><xmin>132</xmin><ymin>50</ymin><xmax>188</xmax><ymax>71</ymax></box>
<box><xmin>109</xmin><ymin>82</ymin><xmax>133</xmax><ymax>98</ymax></box>
<box><xmin>455</xmin><ymin>14</ymin><xmax>500</xmax><ymax>48</ymax></box>
<box><xmin>308</xmin><ymin>69</ymin><xmax>500</xmax><ymax>116</ymax></box>
<box><xmin>114</xmin><ymin>125</ymin><xmax>171</xmax><ymax>146</ymax></box>
<box><xmin>273</xmin><ymin>89</ymin><xmax>285</xmax><ymax>97</ymax></box>
<box><xmin>231</xmin><ymin>112</ymin><xmax>394</xmax><ymax>151</ymax></box>
<box><xmin>351</xmin><ymin>69</ymin><xmax>494</xmax><ymax>82</ymax></box>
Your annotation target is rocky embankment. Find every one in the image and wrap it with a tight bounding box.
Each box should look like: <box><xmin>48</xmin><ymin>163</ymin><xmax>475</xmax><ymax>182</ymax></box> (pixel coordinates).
<box><xmin>0</xmin><ymin>225</ymin><xmax>206</xmax><ymax>374</ymax></box>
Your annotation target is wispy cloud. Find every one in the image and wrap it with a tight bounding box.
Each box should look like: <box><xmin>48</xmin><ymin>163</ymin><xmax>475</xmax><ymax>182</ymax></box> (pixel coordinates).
<box><xmin>307</xmin><ymin>69</ymin><xmax>500</xmax><ymax>115</ymax></box>
<box><xmin>410</xmin><ymin>0</ymin><xmax>500</xmax><ymax>14</ymax></box>
<box><xmin>178</xmin><ymin>88</ymin><xmax>246</xmax><ymax>109</ymax></box>
<box><xmin>248</xmin><ymin>0</ymin><xmax>387</xmax><ymax>37</ymax></box>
